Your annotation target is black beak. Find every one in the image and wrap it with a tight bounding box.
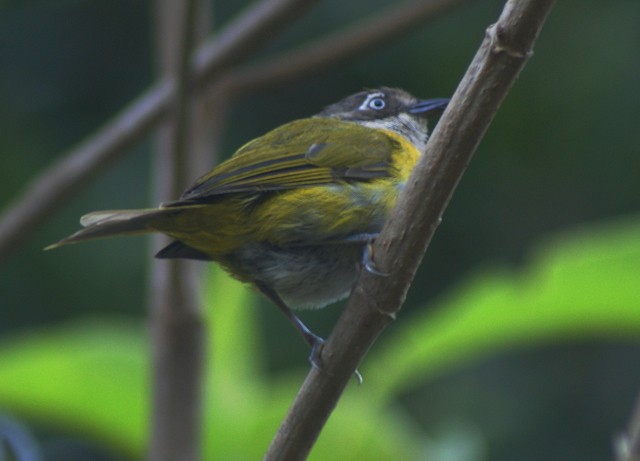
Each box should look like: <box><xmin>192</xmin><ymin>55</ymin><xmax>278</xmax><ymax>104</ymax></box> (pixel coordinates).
<box><xmin>408</xmin><ymin>98</ymin><xmax>450</xmax><ymax>117</ymax></box>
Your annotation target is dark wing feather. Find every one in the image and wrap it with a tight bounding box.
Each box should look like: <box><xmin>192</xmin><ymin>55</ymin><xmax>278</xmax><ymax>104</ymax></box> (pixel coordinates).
<box><xmin>155</xmin><ymin>240</ymin><xmax>213</xmax><ymax>260</ymax></box>
<box><xmin>170</xmin><ymin>117</ymin><xmax>398</xmax><ymax>205</ymax></box>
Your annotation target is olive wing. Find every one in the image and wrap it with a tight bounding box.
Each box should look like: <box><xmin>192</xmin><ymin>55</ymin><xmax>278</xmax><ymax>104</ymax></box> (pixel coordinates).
<box><xmin>173</xmin><ymin>117</ymin><xmax>399</xmax><ymax>204</ymax></box>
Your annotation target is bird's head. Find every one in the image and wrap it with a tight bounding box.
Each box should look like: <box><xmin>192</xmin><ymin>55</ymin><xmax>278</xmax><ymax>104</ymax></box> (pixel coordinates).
<box><xmin>317</xmin><ymin>87</ymin><xmax>449</xmax><ymax>151</ymax></box>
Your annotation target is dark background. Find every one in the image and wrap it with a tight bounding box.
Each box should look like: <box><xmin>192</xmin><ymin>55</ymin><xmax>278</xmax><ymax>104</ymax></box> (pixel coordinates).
<box><xmin>1</xmin><ymin>0</ymin><xmax>639</xmax><ymax>459</ymax></box>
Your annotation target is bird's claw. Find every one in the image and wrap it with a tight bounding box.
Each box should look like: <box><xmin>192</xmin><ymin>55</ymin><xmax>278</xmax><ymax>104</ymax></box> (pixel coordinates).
<box><xmin>363</xmin><ymin>241</ymin><xmax>390</xmax><ymax>277</ymax></box>
<box><xmin>308</xmin><ymin>336</ymin><xmax>326</xmax><ymax>371</ymax></box>
<box><xmin>308</xmin><ymin>337</ymin><xmax>363</xmax><ymax>384</ymax></box>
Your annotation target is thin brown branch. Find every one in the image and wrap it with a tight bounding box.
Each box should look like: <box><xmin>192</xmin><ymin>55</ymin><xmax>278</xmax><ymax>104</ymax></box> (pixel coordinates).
<box><xmin>147</xmin><ymin>1</ymin><xmax>207</xmax><ymax>461</ymax></box>
<box><xmin>0</xmin><ymin>0</ymin><xmax>319</xmax><ymax>260</ymax></box>
<box><xmin>615</xmin><ymin>391</ymin><xmax>640</xmax><ymax>461</ymax></box>
<box><xmin>191</xmin><ymin>0</ymin><xmax>317</xmax><ymax>87</ymax></box>
<box><xmin>216</xmin><ymin>0</ymin><xmax>467</xmax><ymax>96</ymax></box>
<box><xmin>0</xmin><ymin>81</ymin><xmax>171</xmax><ymax>258</ymax></box>
<box><xmin>159</xmin><ymin>0</ymin><xmax>200</xmax><ymax>196</ymax></box>
<box><xmin>263</xmin><ymin>0</ymin><xmax>557</xmax><ymax>459</ymax></box>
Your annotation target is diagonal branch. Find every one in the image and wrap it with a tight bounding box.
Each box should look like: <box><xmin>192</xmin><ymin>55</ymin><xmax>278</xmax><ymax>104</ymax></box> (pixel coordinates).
<box><xmin>215</xmin><ymin>0</ymin><xmax>467</xmax><ymax>96</ymax></box>
<box><xmin>0</xmin><ymin>0</ymin><xmax>319</xmax><ymax>260</ymax></box>
<box><xmin>263</xmin><ymin>0</ymin><xmax>557</xmax><ymax>459</ymax></box>
<box><xmin>191</xmin><ymin>0</ymin><xmax>317</xmax><ymax>88</ymax></box>
<box><xmin>0</xmin><ymin>81</ymin><xmax>171</xmax><ymax>258</ymax></box>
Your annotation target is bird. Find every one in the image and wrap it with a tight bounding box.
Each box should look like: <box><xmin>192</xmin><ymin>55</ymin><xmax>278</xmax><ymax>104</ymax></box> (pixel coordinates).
<box><xmin>47</xmin><ymin>87</ymin><xmax>448</xmax><ymax>361</ymax></box>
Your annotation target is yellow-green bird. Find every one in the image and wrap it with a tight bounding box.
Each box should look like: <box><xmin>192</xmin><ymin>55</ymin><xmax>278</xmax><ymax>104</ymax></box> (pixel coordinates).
<box><xmin>48</xmin><ymin>87</ymin><xmax>448</xmax><ymax>355</ymax></box>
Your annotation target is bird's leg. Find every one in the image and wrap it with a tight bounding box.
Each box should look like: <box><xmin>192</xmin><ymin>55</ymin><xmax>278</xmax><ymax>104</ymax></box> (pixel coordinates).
<box><xmin>255</xmin><ymin>278</ymin><xmax>364</xmax><ymax>384</ymax></box>
<box><xmin>254</xmin><ymin>282</ymin><xmax>326</xmax><ymax>368</ymax></box>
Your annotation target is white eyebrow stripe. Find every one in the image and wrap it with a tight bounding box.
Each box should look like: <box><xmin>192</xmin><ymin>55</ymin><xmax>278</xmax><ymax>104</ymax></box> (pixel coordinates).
<box><xmin>358</xmin><ymin>92</ymin><xmax>385</xmax><ymax>111</ymax></box>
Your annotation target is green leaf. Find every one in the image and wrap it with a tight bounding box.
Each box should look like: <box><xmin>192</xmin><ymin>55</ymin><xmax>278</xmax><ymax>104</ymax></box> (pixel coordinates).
<box><xmin>366</xmin><ymin>216</ymin><xmax>640</xmax><ymax>400</ymax></box>
<box><xmin>1</xmin><ymin>216</ymin><xmax>639</xmax><ymax>459</ymax></box>
<box><xmin>0</xmin><ymin>319</ymin><xmax>148</xmax><ymax>458</ymax></box>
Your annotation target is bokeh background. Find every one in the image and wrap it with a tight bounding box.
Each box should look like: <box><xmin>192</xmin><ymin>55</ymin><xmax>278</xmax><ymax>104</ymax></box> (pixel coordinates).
<box><xmin>1</xmin><ymin>0</ymin><xmax>639</xmax><ymax>460</ymax></box>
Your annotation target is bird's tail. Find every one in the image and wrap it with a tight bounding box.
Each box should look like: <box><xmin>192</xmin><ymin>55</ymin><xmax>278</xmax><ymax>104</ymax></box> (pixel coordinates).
<box><xmin>45</xmin><ymin>207</ymin><xmax>180</xmax><ymax>250</ymax></box>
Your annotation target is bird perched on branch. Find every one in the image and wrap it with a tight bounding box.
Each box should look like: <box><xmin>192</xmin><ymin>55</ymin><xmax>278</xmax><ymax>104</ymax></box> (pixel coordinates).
<box><xmin>48</xmin><ymin>87</ymin><xmax>448</xmax><ymax>361</ymax></box>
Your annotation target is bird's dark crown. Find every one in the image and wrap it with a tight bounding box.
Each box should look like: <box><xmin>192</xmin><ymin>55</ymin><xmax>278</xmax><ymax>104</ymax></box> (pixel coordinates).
<box><xmin>317</xmin><ymin>87</ymin><xmax>419</xmax><ymax>122</ymax></box>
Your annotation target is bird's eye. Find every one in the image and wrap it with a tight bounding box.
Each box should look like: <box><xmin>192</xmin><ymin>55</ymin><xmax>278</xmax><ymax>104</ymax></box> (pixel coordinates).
<box><xmin>368</xmin><ymin>97</ymin><xmax>386</xmax><ymax>110</ymax></box>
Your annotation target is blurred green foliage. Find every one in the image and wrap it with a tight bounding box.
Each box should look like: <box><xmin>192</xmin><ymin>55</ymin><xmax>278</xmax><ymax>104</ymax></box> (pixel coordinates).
<box><xmin>1</xmin><ymin>0</ymin><xmax>639</xmax><ymax>459</ymax></box>
<box><xmin>1</xmin><ymin>215</ymin><xmax>640</xmax><ymax>460</ymax></box>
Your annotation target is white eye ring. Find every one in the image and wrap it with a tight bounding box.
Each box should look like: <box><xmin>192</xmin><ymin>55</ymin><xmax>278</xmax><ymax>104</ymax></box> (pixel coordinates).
<box><xmin>368</xmin><ymin>97</ymin><xmax>386</xmax><ymax>110</ymax></box>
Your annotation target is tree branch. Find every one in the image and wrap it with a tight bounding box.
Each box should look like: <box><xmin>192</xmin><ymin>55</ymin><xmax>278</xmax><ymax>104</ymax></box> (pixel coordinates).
<box><xmin>147</xmin><ymin>1</ymin><xmax>205</xmax><ymax>460</ymax></box>
<box><xmin>0</xmin><ymin>0</ymin><xmax>319</xmax><ymax>260</ymax></box>
<box><xmin>263</xmin><ymin>0</ymin><xmax>557</xmax><ymax>459</ymax></box>
<box><xmin>191</xmin><ymin>0</ymin><xmax>318</xmax><ymax>88</ymax></box>
<box><xmin>214</xmin><ymin>0</ymin><xmax>466</xmax><ymax>96</ymax></box>
<box><xmin>0</xmin><ymin>81</ymin><xmax>171</xmax><ymax>258</ymax></box>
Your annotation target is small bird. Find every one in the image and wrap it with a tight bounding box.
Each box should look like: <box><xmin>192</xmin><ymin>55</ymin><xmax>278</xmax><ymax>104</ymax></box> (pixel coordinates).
<box><xmin>48</xmin><ymin>87</ymin><xmax>448</xmax><ymax>358</ymax></box>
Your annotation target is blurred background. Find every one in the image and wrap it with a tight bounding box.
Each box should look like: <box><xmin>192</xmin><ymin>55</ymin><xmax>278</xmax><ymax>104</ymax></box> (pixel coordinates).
<box><xmin>1</xmin><ymin>0</ymin><xmax>639</xmax><ymax>460</ymax></box>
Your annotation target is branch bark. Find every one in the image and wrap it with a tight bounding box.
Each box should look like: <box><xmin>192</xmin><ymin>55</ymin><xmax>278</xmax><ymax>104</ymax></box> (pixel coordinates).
<box><xmin>263</xmin><ymin>0</ymin><xmax>557</xmax><ymax>459</ymax></box>
<box><xmin>147</xmin><ymin>1</ymin><xmax>205</xmax><ymax>460</ymax></box>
